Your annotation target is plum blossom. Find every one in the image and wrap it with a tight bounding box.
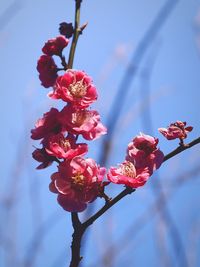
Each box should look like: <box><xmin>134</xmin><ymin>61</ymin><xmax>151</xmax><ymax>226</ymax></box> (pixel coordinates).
<box><xmin>43</xmin><ymin>133</ymin><xmax>88</xmax><ymax>159</ymax></box>
<box><xmin>126</xmin><ymin>133</ymin><xmax>164</xmax><ymax>173</ymax></box>
<box><xmin>49</xmin><ymin>70</ymin><xmax>98</xmax><ymax>108</ymax></box>
<box><xmin>107</xmin><ymin>161</ymin><xmax>150</xmax><ymax>188</ymax></box>
<box><xmin>31</xmin><ymin>108</ymin><xmax>63</xmax><ymax>140</ymax></box>
<box><xmin>37</xmin><ymin>55</ymin><xmax>58</xmax><ymax>88</ymax></box>
<box><xmin>59</xmin><ymin>105</ymin><xmax>107</xmax><ymax>140</ymax></box>
<box><xmin>42</xmin><ymin>36</ymin><xmax>69</xmax><ymax>56</ymax></box>
<box><xmin>49</xmin><ymin>157</ymin><xmax>106</xmax><ymax>212</ymax></box>
<box><xmin>158</xmin><ymin>121</ymin><xmax>193</xmax><ymax>141</ymax></box>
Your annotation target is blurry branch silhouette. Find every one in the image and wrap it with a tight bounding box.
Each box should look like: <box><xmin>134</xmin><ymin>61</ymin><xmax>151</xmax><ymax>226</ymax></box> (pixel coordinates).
<box><xmin>51</xmin><ymin>248</ymin><xmax>70</xmax><ymax>267</ymax></box>
<box><xmin>0</xmin><ymin>0</ymin><xmax>24</xmax><ymax>31</ymax></box>
<box><xmin>96</xmin><ymin>44</ymin><xmax>131</xmax><ymax>88</ymax></box>
<box><xmin>80</xmin><ymin>43</ymin><xmax>131</xmax><ymax>266</ymax></box>
<box><xmin>187</xmin><ymin>218</ymin><xmax>200</xmax><ymax>267</ymax></box>
<box><xmin>0</xmin><ymin>121</ymin><xmax>31</xmax><ymax>267</ymax></box>
<box><xmin>82</xmin><ymin>0</ymin><xmax>179</xmax><ymax>260</ymax></box>
<box><xmin>89</xmin><ymin>163</ymin><xmax>200</xmax><ymax>267</ymax></box>
<box><xmin>98</xmin><ymin>0</ymin><xmax>179</xmax><ymax>166</ymax></box>
<box><xmin>23</xmin><ymin>211</ymin><xmax>64</xmax><ymax>267</ymax></box>
<box><xmin>139</xmin><ymin>42</ymin><xmax>188</xmax><ymax>267</ymax></box>
<box><xmin>114</xmin><ymin>86</ymin><xmax>168</xmax><ymax>136</ymax></box>
<box><xmin>0</xmin><ymin>87</ymin><xmax>48</xmax><ymax>267</ymax></box>
<box><xmin>82</xmin><ymin>0</ymin><xmax>179</xmax><ymax>264</ymax></box>
<box><xmin>27</xmin><ymin>168</ymin><xmax>43</xmax><ymax>232</ymax></box>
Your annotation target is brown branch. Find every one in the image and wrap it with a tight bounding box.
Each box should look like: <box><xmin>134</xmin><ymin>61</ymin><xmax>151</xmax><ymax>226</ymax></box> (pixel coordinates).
<box><xmin>163</xmin><ymin>136</ymin><xmax>200</xmax><ymax>162</ymax></box>
<box><xmin>83</xmin><ymin>187</ymin><xmax>135</xmax><ymax>228</ymax></box>
<box><xmin>68</xmin><ymin>0</ymin><xmax>82</xmax><ymax>69</ymax></box>
<box><xmin>70</xmin><ymin>213</ymin><xmax>85</xmax><ymax>267</ymax></box>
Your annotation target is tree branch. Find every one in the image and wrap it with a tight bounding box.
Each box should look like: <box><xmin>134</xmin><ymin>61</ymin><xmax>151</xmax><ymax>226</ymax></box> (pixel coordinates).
<box><xmin>83</xmin><ymin>187</ymin><xmax>135</xmax><ymax>228</ymax></box>
<box><xmin>68</xmin><ymin>0</ymin><xmax>82</xmax><ymax>69</ymax></box>
<box><xmin>163</xmin><ymin>137</ymin><xmax>200</xmax><ymax>162</ymax></box>
<box><xmin>69</xmin><ymin>135</ymin><xmax>200</xmax><ymax>266</ymax></box>
<box><xmin>83</xmin><ymin>136</ymin><xmax>200</xmax><ymax>227</ymax></box>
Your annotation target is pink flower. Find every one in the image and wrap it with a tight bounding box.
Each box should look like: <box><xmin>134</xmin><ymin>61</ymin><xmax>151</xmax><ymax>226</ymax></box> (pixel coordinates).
<box><xmin>60</xmin><ymin>105</ymin><xmax>107</xmax><ymax>140</ymax></box>
<box><xmin>42</xmin><ymin>36</ymin><xmax>69</xmax><ymax>56</ymax></box>
<box><xmin>37</xmin><ymin>55</ymin><xmax>58</xmax><ymax>88</ymax></box>
<box><xmin>49</xmin><ymin>157</ymin><xmax>106</xmax><ymax>212</ymax></box>
<box><xmin>43</xmin><ymin>133</ymin><xmax>88</xmax><ymax>159</ymax></box>
<box><xmin>126</xmin><ymin>133</ymin><xmax>164</xmax><ymax>173</ymax></box>
<box><xmin>31</xmin><ymin>108</ymin><xmax>63</xmax><ymax>140</ymax></box>
<box><xmin>158</xmin><ymin>121</ymin><xmax>193</xmax><ymax>141</ymax></box>
<box><xmin>49</xmin><ymin>70</ymin><xmax>98</xmax><ymax>108</ymax></box>
<box><xmin>32</xmin><ymin>148</ymin><xmax>56</xmax><ymax>169</ymax></box>
<box><xmin>107</xmin><ymin>161</ymin><xmax>150</xmax><ymax>188</ymax></box>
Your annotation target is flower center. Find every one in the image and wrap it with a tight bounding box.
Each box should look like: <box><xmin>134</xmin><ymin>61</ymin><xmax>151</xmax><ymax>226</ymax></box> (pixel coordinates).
<box><xmin>68</xmin><ymin>79</ymin><xmax>87</xmax><ymax>98</ymax></box>
<box><xmin>71</xmin><ymin>173</ymin><xmax>85</xmax><ymax>188</ymax></box>
<box><xmin>122</xmin><ymin>161</ymin><xmax>136</xmax><ymax>178</ymax></box>
<box><xmin>72</xmin><ymin>110</ymin><xmax>89</xmax><ymax>126</ymax></box>
<box><xmin>60</xmin><ymin>139</ymin><xmax>71</xmax><ymax>151</ymax></box>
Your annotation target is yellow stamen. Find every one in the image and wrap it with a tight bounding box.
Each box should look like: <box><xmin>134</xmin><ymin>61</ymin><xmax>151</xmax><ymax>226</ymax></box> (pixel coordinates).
<box><xmin>122</xmin><ymin>162</ymin><xmax>136</xmax><ymax>178</ymax></box>
<box><xmin>72</xmin><ymin>173</ymin><xmax>85</xmax><ymax>187</ymax></box>
<box><xmin>68</xmin><ymin>78</ymin><xmax>87</xmax><ymax>98</ymax></box>
<box><xmin>72</xmin><ymin>110</ymin><xmax>89</xmax><ymax>126</ymax></box>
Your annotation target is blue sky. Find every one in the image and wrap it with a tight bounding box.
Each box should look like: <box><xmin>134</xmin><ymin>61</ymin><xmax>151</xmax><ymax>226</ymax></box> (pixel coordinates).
<box><xmin>1</xmin><ymin>0</ymin><xmax>200</xmax><ymax>267</ymax></box>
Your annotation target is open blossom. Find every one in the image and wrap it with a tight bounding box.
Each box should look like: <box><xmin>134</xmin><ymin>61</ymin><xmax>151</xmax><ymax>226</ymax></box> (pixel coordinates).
<box><xmin>37</xmin><ymin>55</ymin><xmax>58</xmax><ymax>88</ymax></box>
<box><xmin>49</xmin><ymin>157</ymin><xmax>106</xmax><ymax>212</ymax></box>
<box><xmin>31</xmin><ymin>108</ymin><xmax>63</xmax><ymax>140</ymax></box>
<box><xmin>60</xmin><ymin>105</ymin><xmax>107</xmax><ymax>140</ymax></box>
<box><xmin>158</xmin><ymin>121</ymin><xmax>193</xmax><ymax>141</ymax></box>
<box><xmin>49</xmin><ymin>70</ymin><xmax>98</xmax><ymax>108</ymax></box>
<box><xmin>107</xmin><ymin>161</ymin><xmax>151</xmax><ymax>188</ymax></box>
<box><xmin>126</xmin><ymin>133</ymin><xmax>164</xmax><ymax>173</ymax></box>
<box><xmin>42</xmin><ymin>36</ymin><xmax>69</xmax><ymax>56</ymax></box>
<box><xmin>32</xmin><ymin>148</ymin><xmax>56</xmax><ymax>169</ymax></box>
<box><xmin>43</xmin><ymin>133</ymin><xmax>88</xmax><ymax>159</ymax></box>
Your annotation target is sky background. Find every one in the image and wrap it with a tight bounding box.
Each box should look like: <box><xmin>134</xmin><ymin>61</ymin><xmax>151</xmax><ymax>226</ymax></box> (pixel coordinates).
<box><xmin>1</xmin><ymin>0</ymin><xmax>200</xmax><ymax>267</ymax></box>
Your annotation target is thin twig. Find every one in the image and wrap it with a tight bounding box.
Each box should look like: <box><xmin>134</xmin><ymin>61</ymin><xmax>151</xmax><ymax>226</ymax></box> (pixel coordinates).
<box><xmin>83</xmin><ymin>187</ymin><xmax>135</xmax><ymax>228</ymax></box>
<box><xmin>68</xmin><ymin>0</ymin><xmax>82</xmax><ymax>69</ymax></box>
<box><xmin>163</xmin><ymin>137</ymin><xmax>200</xmax><ymax>162</ymax></box>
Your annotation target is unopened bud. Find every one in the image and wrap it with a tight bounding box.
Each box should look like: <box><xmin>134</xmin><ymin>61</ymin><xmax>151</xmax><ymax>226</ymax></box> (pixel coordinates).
<box><xmin>59</xmin><ymin>22</ymin><xmax>74</xmax><ymax>38</ymax></box>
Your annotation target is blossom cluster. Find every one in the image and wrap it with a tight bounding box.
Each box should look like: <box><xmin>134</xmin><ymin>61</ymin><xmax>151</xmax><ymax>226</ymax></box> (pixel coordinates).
<box><xmin>108</xmin><ymin>134</ymin><xmax>164</xmax><ymax>188</ymax></box>
<box><xmin>31</xmin><ymin>26</ymin><xmax>193</xmax><ymax>213</ymax></box>
<box><xmin>31</xmin><ymin>32</ymin><xmax>107</xmax><ymax>212</ymax></box>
